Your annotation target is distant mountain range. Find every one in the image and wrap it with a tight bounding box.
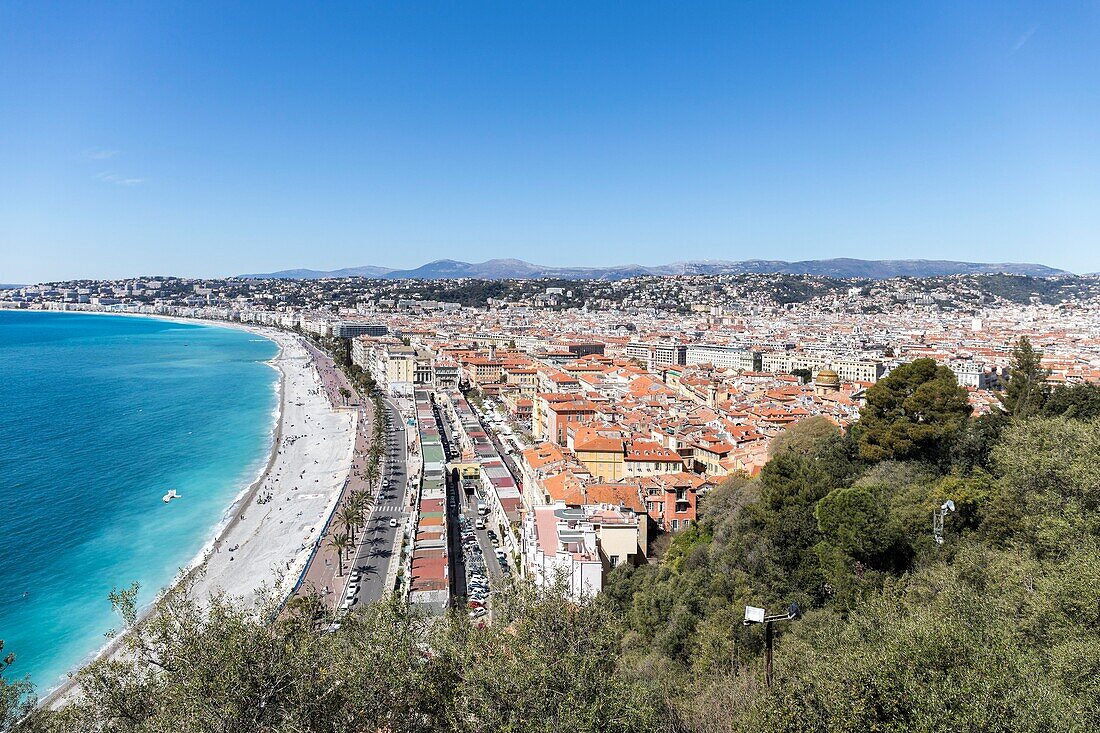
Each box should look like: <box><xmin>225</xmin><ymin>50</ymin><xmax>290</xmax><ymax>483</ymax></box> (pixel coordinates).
<box><xmin>238</xmin><ymin>257</ymin><xmax>1071</xmax><ymax>281</ymax></box>
<box><xmin>236</xmin><ymin>265</ymin><xmax>395</xmax><ymax>279</ymax></box>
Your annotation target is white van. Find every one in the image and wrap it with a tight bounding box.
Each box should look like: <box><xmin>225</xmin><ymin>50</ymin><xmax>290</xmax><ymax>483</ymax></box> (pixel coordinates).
<box><xmin>475</xmin><ymin>517</ymin><xmax>485</xmax><ymax>530</ymax></box>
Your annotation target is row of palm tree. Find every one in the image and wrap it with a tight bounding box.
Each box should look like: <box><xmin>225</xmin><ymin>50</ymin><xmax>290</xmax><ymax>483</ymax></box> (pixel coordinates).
<box><xmin>319</xmin><ymin>341</ymin><xmax>393</xmax><ymax>578</ymax></box>
<box><xmin>326</xmin><ymin>489</ymin><xmax>374</xmax><ymax>576</ymax></box>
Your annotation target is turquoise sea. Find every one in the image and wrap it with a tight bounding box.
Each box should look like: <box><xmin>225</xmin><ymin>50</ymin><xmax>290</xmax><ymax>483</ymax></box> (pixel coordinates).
<box><xmin>0</xmin><ymin>311</ymin><xmax>278</xmax><ymax>696</ymax></box>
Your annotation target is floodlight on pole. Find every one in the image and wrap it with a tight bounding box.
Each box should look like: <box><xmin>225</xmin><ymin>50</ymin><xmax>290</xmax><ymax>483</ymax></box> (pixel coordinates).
<box><xmin>933</xmin><ymin>499</ymin><xmax>956</xmax><ymax>545</ymax></box>
<box><xmin>743</xmin><ymin>602</ymin><xmax>801</xmax><ymax>687</ymax></box>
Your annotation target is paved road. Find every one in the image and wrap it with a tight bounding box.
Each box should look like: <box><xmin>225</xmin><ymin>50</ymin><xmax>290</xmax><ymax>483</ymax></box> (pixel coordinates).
<box><xmin>443</xmin><ymin>402</ymin><xmax>509</xmax><ymax>591</ymax></box>
<box><xmin>462</xmin><ymin>498</ymin><xmax>504</xmax><ymax>584</ymax></box>
<box><xmin>347</xmin><ymin>396</ymin><xmax>412</xmax><ymax>606</ymax></box>
<box><xmin>473</xmin><ymin>398</ymin><xmax>526</xmax><ymax>484</ymax></box>
<box><xmin>433</xmin><ymin>401</ymin><xmax>467</xmax><ymax>602</ymax></box>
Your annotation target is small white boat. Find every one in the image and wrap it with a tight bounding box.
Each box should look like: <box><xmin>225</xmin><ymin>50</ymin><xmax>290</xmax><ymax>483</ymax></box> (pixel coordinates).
<box><xmin>162</xmin><ymin>489</ymin><xmax>182</xmax><ymax>503</ymax></box>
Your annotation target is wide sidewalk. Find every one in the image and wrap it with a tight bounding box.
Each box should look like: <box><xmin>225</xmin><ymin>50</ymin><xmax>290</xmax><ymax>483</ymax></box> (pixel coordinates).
<box><xmin>292</xmin><ymin>342</ymin><xmax>376</xmax><ymax>609</ymax></box>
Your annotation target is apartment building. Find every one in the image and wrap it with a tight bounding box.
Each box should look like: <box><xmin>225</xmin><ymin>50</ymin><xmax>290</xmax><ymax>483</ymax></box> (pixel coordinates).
<box><xmin>950</xmin><ymin>360</ymin><xmax>998</xmax><ymax>389</ymax></box>
<box><xmin>685</xmin><ymin>344</ymin><xmax>762</xmax><ymax>371</ymax></box>
<box><xmin>624</xmin><ymin>441</ymin><xmax>685</xmax><ymax>476</ymax></box>
<box><xmin>433</xmin><ymin>357</ymin><xmax>460</xmax><ymax>390</ymax></box>
<box><xmin>522</xmin><ymin>502</ymin><xmax>646</xmax><ymax>597</ymax></box>
<box><xmin>639</xmin><ymin>472</ymin><xmax>714</xmax><ymax>532</ymax></box>
<box><xmin>625</xmin><ymin>341</ymin><xmax>688</xmax><ymax>367</ymax></box>
<box><xmin>831</xmin><ymin>357</ymin><xmax>885</xmax><ymax>383</ymax></box>
<box><xmin>533</xmin><ymin>393</ymin><xmax>600</xmax><ymax>445</ymax></box>
<box><xmin>760</xmin><ymin>351</ymin><xmax>883</xmax><ymax>383</ymax></box>
<box><xmin>333</xmin><ymin>321</ymin><xmax>388</xmax><ymax>338</ymax></box>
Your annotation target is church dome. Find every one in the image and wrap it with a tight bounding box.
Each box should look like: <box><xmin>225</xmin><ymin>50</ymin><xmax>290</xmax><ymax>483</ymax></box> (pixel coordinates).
<box><xmin>815</xmin><ymin>368</ymin><xmax>841</xmax><ymax>388</ymax></box>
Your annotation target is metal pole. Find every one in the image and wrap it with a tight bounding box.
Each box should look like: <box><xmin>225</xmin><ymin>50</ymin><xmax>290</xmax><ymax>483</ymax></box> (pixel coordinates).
<box><xmin>765</xmin><ymin>621</ymin><xmax>774</xmax><ymax>688</ymax></box>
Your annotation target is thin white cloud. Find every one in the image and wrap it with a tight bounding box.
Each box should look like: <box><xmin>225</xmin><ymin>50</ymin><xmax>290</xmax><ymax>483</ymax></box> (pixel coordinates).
<box><xmin>96</xmin><ymin>171</ymin><xmax>146</xmax><ymax>186</ymax></box>
<box><xmin>1013</xmin><ymin>26</ymin><xmax>1037</xmax><ymax>52</ymax></box>
<box><xmin>82</xmin><ymin>148</ymin><xmax>120</xmax><ymax>160</ymax></box>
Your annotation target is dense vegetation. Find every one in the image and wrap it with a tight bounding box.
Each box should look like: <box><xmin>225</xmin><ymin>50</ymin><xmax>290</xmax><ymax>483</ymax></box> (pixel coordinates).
<box><xmin>5</xmin><ymin>343</ymin><xmax>1100</xmax><ymax>730</ymax></box>
<box><xmin>599</xmin><ymin>346</ymin><xmax>1100</xmax><ymax>731</ymax></box>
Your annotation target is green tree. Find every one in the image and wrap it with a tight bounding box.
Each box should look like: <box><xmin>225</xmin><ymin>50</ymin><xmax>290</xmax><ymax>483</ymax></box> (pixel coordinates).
<box><xmin>32</xmin><ymin>579</ymin><xmax>664</xmax><ymax>733</ymax></box>
<box><xmin>748</xmin><ymin>428</ymin><xmax>857</xmax><ymax>601</ymax></box>
<box><xmin>745</xmin><ymin>546</ymin><xmax>1092</xmax><ymax>733</ymax></box>
<box><xmin>984</xmin><ymin>417</ymin><xmax>1100</xmax><ymax>553</ymax></box>
<box><xmin>853</xmin><ymin>358</ymin><xmax>971</xmax><ymax>465</ymax></box>
<box><xmin>327</xmin><ymin>531</ymin><xmax>351</xmax><ymax>576</ymax></box>
<box><xmin>442</xmin><ymin>579</ymin><xmax>667</xmax><ymax>732</ymax></box>
<box><xmin>1</xmin><ymin>639</ymin><xmax>35</xmax><ymax>732</ymax></box>
<box><xmin>348</xmin><ymin>489</ymin><xmax>373</xmax><ymax>517</ymax></box>
<box><xmin>1043</xmin><ymin>382</ymin><xmax>1100</xmax><ymax>420</ymax></box>
<box><xmin>768</xmin><ymin>415</ymin><xmax>841</xmax><ymax>458</ymax></box>
<box><xmin>338</xmin><ymin>504</ymin><xmax>361</xmax><ymax>545</ymax></box>
<box><xmin>365</xmin><ymin>461</ymin><xmax>380</xmax><ymax>489</ymax></box>
<box><xmin>950</xmin><ymin>410</ymin><xmax>1008</xmax><ymax>473</ymax></box>
<box><xmin>814</xmin><ymin>485</ymin><xmax>894</xmax><ymax>561</ymax></box>
<box><xmin>1000</xmin><ymin>335</ymin><xmax>1050</xmax><ymax>417</ymax></box>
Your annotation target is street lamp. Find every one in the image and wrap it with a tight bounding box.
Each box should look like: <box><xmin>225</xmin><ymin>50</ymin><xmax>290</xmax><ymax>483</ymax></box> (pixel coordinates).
<box><xmin>743</xmin><ymin>602</ymin><xmax>800</xmax><ymax>687</ymax></box>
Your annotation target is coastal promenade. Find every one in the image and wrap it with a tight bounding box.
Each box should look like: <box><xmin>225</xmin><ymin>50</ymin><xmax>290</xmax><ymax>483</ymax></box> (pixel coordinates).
<box><xmin>291</xmin><ymin>339</ymin><xmax>415</xmax><ymax>609</ymax></box>
<box><xmin>304</xmin><ymin>339</ymin><xmax>360</xmax><ymax>407</ymax></box>
<box><xmin>188</xmin><ymin>330</ymin><xmax>356</xmax><ymax>607</ymax></box>
<box><xmin>291</xmin><ymin>341</ymin><xmax>381</xmax><ymax>609</ymax></box>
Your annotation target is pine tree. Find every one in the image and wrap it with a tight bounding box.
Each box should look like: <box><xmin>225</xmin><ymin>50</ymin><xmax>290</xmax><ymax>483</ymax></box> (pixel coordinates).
<box><xmin>1001</xmin><ymin>336</ymin><xmax>1050</xmax><ymax>417</ymax></box>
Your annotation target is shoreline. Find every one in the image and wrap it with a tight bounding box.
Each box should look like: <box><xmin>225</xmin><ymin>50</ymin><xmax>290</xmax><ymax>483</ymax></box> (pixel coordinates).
<box><xmin>37</xmin><ymin>312</ymin><xmax>354</xmax><ymax>707</ymax></box>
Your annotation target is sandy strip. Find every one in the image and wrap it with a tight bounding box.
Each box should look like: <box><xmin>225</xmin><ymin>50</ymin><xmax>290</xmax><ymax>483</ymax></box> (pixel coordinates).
<box><xmin>39</xmin><ymin>317</ymin><xmax>356</xmax><ymax>706</ymax></box>
<box><xmin>189</xmin><ymin>330</ymin><xmax>355</xmax><ymax>606</ymax></box>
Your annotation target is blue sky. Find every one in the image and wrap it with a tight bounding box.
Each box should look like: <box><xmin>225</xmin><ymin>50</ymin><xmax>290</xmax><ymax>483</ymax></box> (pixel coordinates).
<box><xmin>2</xmin><ymin>2</ymin><xmax>1098</xmax><ymax>282</ymax></box>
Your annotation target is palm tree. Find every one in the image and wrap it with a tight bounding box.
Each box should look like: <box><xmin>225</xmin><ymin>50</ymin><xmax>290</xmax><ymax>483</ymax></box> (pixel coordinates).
<box><xmin>327</xmin><ymin>531</ymin><xmax>350</xmax><ymax>576</ymax></box>
<box><xmin>338</xmin><ymin>504</ymin><xmax>360</xmax><ymax>545</ymax></box>
<box><xmin>349</xmin><ymin>489</ymin><xmax>373</xmax><ymax>518</ymax></box>
<box><xmin>348</xmin><ymin>502</ymin><xmax>367</xmax><ymax>539</ymax></box>
<box><xmin>352</xmin><ymin>492</ymin><xmax>368</xmax><ymax>523</ymax></box>
<box><xmin>364</xmin><ymin>462</ymin><xmax>380</xmax><ymax>490</ymax></box>
<box><xmin>338</xmin><ymin>386</ymin><xmax>352</xmax><ymax>405</ymax></box>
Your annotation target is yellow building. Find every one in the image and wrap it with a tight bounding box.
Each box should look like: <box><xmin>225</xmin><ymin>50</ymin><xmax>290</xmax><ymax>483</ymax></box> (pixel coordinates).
<box><xmin>570</xmin><ymin>427</ymin><xmax>627</xmax><ymax>482</ymax></box>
